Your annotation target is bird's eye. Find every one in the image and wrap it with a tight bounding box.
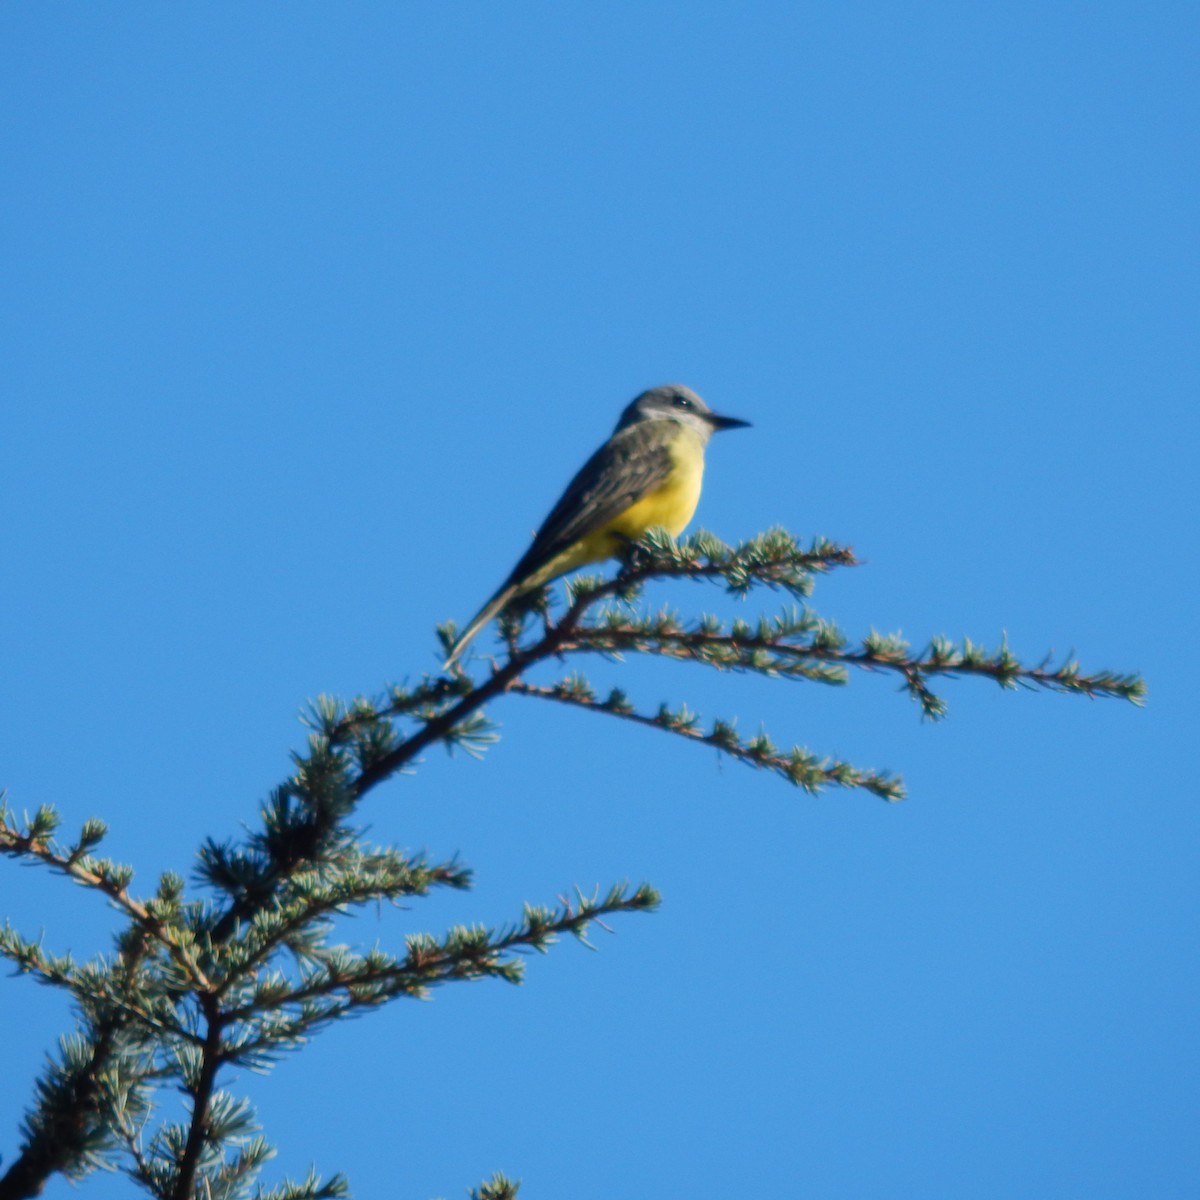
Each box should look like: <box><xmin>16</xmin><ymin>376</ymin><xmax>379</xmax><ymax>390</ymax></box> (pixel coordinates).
<box><xmin>673</xmin><ymin>395</ymin><xmax>693</xmax><ymax>409</ymax></box>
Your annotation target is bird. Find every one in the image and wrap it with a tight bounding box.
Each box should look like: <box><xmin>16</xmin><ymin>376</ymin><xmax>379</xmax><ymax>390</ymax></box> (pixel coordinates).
<box><xmin>444</xmin><ymin>383</ymin><xmax>750</xmax><ymax>667</ymax></box>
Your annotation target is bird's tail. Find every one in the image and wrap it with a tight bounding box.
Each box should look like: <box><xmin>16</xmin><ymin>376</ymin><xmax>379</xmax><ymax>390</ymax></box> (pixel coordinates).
<box><xmin>443</xmin><ymin>583</ymin><xmax>520</xmax><ymax>669</ymax></box>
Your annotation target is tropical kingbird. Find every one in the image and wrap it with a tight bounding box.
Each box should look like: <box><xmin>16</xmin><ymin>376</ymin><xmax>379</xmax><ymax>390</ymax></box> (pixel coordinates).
<box><xmin>444</xmin><ymin>383</ymin><xmax>749</xmax><ymax>667</ymax></box>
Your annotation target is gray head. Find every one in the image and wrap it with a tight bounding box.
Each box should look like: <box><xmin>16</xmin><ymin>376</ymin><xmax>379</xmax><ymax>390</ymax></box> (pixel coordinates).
<box><xmin>613</xmin><ymin>384</ymin><xmax>750</xmax><ymax>442</ymax></box>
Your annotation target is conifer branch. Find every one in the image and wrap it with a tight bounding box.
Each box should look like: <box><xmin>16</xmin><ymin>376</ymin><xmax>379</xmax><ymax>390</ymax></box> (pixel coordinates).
<box><xmin>211</xmin><ymin>850</ymin><xmax>472</xmax><ymax>999</ymax></box>
<box><xmin>554</xmin><ymin>621</ymin><xmax>1146</xmax><ymax>717</ymax></box>
<box><xmin>172</xmin><ymin>994</ymin><xmax>224</xmax><ymax>1200</ymax></box>
<box><xmin>255</xmin><ymin>1167</ymin><xmax>349</xmax><ymax>1199</ymax></box>
<box><xmin>470</xmin><ymin>1172</ymin><xmax>521</xmax><ymax>1200</ymax></box>
<box><xmin>0</xmin><ymin>968</ymin><xmax>157</xmax><ymax>1200</ymax></box>
<box><xmin>0</xmin><ymin>804</ymin><xmax>212</xmax><ymax>991</ymax></box>
<box><xmin>223</xmin><ymin>883</ymin><xmax>660</xmax><ymax>1026</ymax></box>
<box><xmin>206</xmin><ymin>526</ymin><xmax>1140</xmax><ymax>949</ymax></box>
<box><xmin>354</xmin><ymin>535</ymin><xmax>857</xmax><ymax>796</ymax></box>
<box><xmin>0</xmin><ymin>925</ymin><xmax>197</xmax><ymax>1044</ymax></box>
<box><xmin>0</xmin><ymin>525</ymin><xmax>1143</xmax><ymax>1199</ymax></box>
<box><xmin>509</xmin><ymin>678</ymin><xmax>904</xmax><ymax>800</ymax></box>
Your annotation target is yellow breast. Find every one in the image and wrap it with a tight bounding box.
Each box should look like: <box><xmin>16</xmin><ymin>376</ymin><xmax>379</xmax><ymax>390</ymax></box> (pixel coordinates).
<box><xmin>609</xmin><ymin>449</ymin><xmax>703</xmax><ymax>541</ymax></box>
<box><xmin>601</xmin><ymin>424</ymin><xmax>706</xmax><ymax>547</ymax></box>
<box><xmin>534</xmin><ymin>425</ymin><xmax>707</xmax><ymax>580</ymax></box>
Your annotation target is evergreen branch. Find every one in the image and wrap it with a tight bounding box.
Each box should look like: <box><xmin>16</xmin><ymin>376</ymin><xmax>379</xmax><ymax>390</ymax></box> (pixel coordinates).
<box><xmin>351</xmin><ymin>649</ymin><xmax>538</xmax><ymax>797</ymax></box>
<box><xmin>201</xmin><ymin>1131</ymin><xmax>273</xmax><ymax>1198</ymax></box>
<box><xmin>438</xmin><ymin>527</ymin><xmax>1141</xmax><ymax>718</ymax></box>
<box><xmin>906</xmin><ymin>635</ymin><xmax>1146</xmax><ymax>704</ymax></box>
<box><xmin>111</xmin><ymin>1088</ymin><xmax>157</xmax><ymax>1197</ymax></box>
<box><xmin>254</xmin><ymin>1167</ymin><xmax>350</xmax><ymax>1200</ymax></box>
<box><xmin>553</xmin><ymin>620</ymin><xmax>1145</xmax><ymax>718</ymax></box>
<box><xmin>0</xmin><ymin>806</ymin><xmax>212</xmax><ymax>991</ymax></box>
<box><xmin>0</xmin><ymin>1021</ymin><xmax>122</xmax><ymax>1200</ymax></box>
<box><xmin>172</xmin><ymin>993</ymin><xmax>225</xmax><ymax>1200</ymax></box>
<box><xmin>0</xmin><ymin>924</ymin><xmax>198</xmax><ymax>1045</ymax></box>
<box><xmin>203</xmin><ymin>753</ymin><xmax>362</xmax><ymax>942</ymax></box>
<box><xmin>351</xmin><ymin>533</ymin><xmax>849</xmax><ymax>795</ymax></box>
<box><xmin>0</xmin><ymin>923</ymin><xmax>79</xmax><ymax>993</ymax></box>
<box><xmin>223</xmin><ymin>883</ymin><xmax>660</xmax><ymax>1026</ymax></box>
<box><xmin>311</xmin><ymin>678</ymin><xmax>474</xmax><ymax>749</ymax></box>
<box><xmin>0</xmin><ymin>521</ymin><xmax>1145</xmax><ymax>1198</ymax></box>
<box><xmin>202</xmin><ymin>778</ymin><xmax>471</xmax><ymax>949</ymax></box>
<box><xmin>565</xmin><ymin>527</ymin><xmax>859</xmax><ymax>603</ymax></box>
<box><xmin>212</xmin><ymin>851</ymin><xmax>471</xmax><ymax>999</ymax></box>
<box><xmin>199</xmin><ymin>531</ymin><xmax>854</xmax><ymax>947</ymax></box>
<box><xmin>210</xmin><ymin>902</ymin><xmax>333</xmax><ymax>1002</ymax></box>
<box><xmin>0</xmin><ymin>940</ymin><xmax>159</xmax><ymax>1200</ymax></box>
<box><xmin>470</xmin><ymin>1172</ymin><xmax>521</xmax><ymax>1200</ymax></box>
<box><xmin>509</xmin><ymin>678</ymin><xmax>904</xmax><ymax>800</ymax></box>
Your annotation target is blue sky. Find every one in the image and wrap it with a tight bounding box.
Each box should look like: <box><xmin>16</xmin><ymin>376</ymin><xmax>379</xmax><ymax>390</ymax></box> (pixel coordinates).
<box><xmin>1</xmin><ymin>6</ymin><xmax>1196</xmax><ymax>1198</ymax></box>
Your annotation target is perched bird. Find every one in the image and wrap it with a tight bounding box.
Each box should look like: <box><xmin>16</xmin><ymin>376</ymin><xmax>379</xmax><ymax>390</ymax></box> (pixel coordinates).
<box><xmin>444</xmin><ymin>383</ymin><xmax>749</xmax><ymax>667</ymax></box>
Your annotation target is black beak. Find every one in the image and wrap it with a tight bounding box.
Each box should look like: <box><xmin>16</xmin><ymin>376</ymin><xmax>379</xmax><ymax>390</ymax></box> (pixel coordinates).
<box><xmin>706</xmin><ymin>412</ymin><xmax>751</xmax><ymax>431</ymax></box>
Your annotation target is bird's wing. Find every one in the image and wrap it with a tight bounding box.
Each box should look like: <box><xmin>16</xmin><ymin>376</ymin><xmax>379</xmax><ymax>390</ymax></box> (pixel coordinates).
<box><xmin>444</xmin><ymin>422</ymin><xmax>673</xmax><ymax>667</ymax></box>
<box><xmin>503</xmin><ymin>420</ymin><xmax>672</xmax><ymax>589</ymax></box>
